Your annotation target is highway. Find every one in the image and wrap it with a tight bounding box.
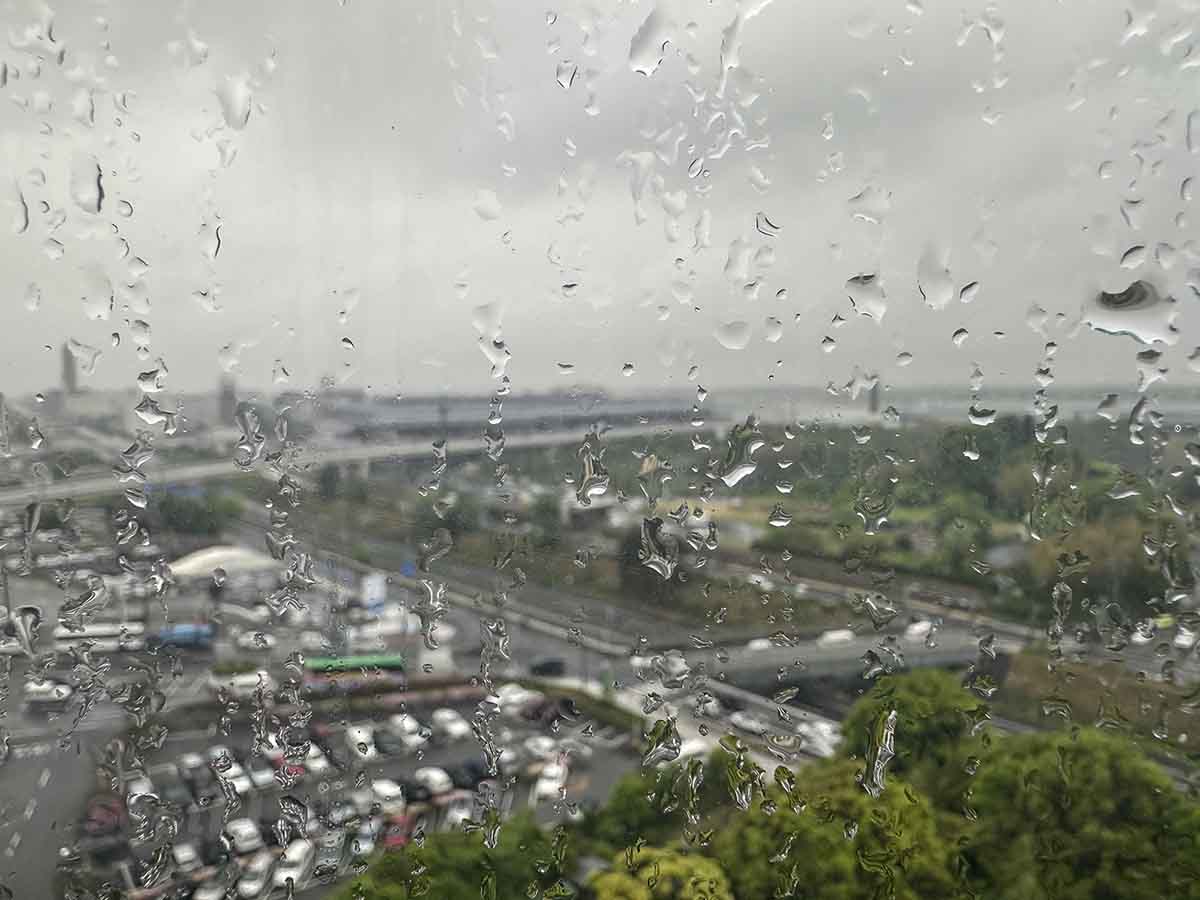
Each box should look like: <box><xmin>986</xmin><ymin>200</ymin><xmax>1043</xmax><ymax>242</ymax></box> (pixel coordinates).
<box><xmin>0</xmin><ymin>424</ymin><xmax>669</xmax><ymax>507</ymax></box>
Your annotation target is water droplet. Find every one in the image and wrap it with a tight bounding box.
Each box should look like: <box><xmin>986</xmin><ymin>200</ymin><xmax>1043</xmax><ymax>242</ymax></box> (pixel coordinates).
<box><xmin>952</xmin><ymin>328</ymin><xmax>969</xmax><ymax>347</ymax></box>
<box><xmin>116</xmin><ymin>199</ymin><xmax>133</xmax><ymax>218</ymax></box>
<box><xmin>968</xmin><ymin>404</ymin><xmax>996</xmax><ymax>426</ymax></box>
<box><xmin>341</xmin><ymin>337</ymin><xmax>355</xmax><ymax>350</ymax></box>
<box><xmin>217</xmin><ymin>75</ymin><xmax>252</xmax><ymax>129</ymax></box>
<box><xmin>917</xmin><ymin>247</ymin><xmax>954</xmax><ymax>310</ymax></box>
<box><xmin>555</xmin><ymin>59</ymin><xmax>577</xmax><ymax>89</ymax></box>
<box><xmin>847</xmin><ymin>185</ymin><xmax>891</xmax><ymax>224</ymax></box>
<box><xmin>821</xmin><ymin>112</ymin><xmax>835</xmax><ymax>140</ymax></box>
<box><xmin>69</xmin><ymin>155</ymin><xmax>103</xmax><ymax>214</ymax></box>
<box><xmin>1188</xmin><ymin>109</ymin><xmax>1199</xmax><ymax>154</ymax></box>
<box><xmin>715</xmin><ymin>320</ymin><xmax>751</xmax><ymax>350</ymax></box>
<box><xmin>821</xmin><ymin>335</ymin><xmax>837</xmax><ymax>353</ymax></box>
<box><xmin>23</xmin><ymin>283</ymin><xmax>40</xmax><ymax>312</ymax></box>
<box><xmin>630</xmin><ymin>5</ymin><xmax>674</xmax><ymax>76</ymax></box>
<box><xmin>473</xmin><ymin>188</ymin><xmax>502</xmax><ymax>221</ymax></box>
<box><xmin>1119</xmin><ymin>244</ymin><xmax>1146</xmax><ymax>269</ymax></box>
<box><xmin>621</xmin><ymin>362</ymin><xmax>635</xmax><ymax>376</ymax></box>
<box><xmin>896</xmin><ymin>351</ymin><xmax>913</xmax><ymax>366</ymax></box>
<box><xmin>767</xmin><ymin>504</ymin><xmax>792</xmax><ymax>527</ymax></box>
<box><xmin>1097</xmin><ymin>393</ymin><xmax>1120</xmax><ymax>422</ymax></box>
<box><xmin>846</xmin><ymin>274</ymin><xmax>887</xmax><ymax>321</ymax></box>
<box><xmin>764</xmin><ymin>317</ymin><xmax>783</xmax><ymax>343</ymax></box>
<box><xmin>1082</xmin><ymin>280</ymin><xmax>1178</xmax><ymax>345</ymax></box>
<box><xmin>959</xmin><ymin>281</ymin><xmax>980</xmax><ymax>303</ymax></box>
<box><xmin>42</xmin><ymin>238</ymin><xmax>64</xmax><ymax>260</ymax></box>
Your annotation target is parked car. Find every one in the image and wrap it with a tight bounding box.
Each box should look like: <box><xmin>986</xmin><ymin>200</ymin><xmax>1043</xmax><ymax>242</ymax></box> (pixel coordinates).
<box><xmin>23</xmin><ymin>678</ymin><xmax>72</xmax><ymax>710</ymax></box>
<box><xmin>371</xmin><ymin>778</ymin><xmax>406</xmax><ymax>815</ymax></box>
<box><xmin>207</xmin><ymin>746</ymin><xmax>252</xmax><ymax>795</ymax></box>
<box><xmin>523</xmin><ymin>735</ymin><xmax>557</xmax><ymax>761</ymax></box>
<box><xmin>346</xmin><ymin>725</ymin><xmax>379</xmax><ymax>763</ymax></box>
<box><xmin>413</xmin><ymin>766</ymin><xmax>453</xmax><ymax>796</ymax></box>
<box><xmin>350</xmin><ymin>818</ymin><xmax>382</xmax><ymax>857</ymax></box>
<box><xmin>179</xmin><ymin>753</ymin><xmax>222</xmax><ymax>807</ymax></box>
<box><xmin>431</xmin><ymin>708</ymin><xmax>471</xmax><ymax>742</ymax></box>
<box><xmin>388</xmin><ymin>713</ymin><xmax>430</xmax><ymax>751</ymax></box>
<box><xmin>272</xmin><ymin>838</ymin><xmax>315</xmax><ymax>891</ymax></box>
<box><xmin>224</xmin><ymin>818</ymin><xmax>265</xmax><ymax>856</ymax></box>
<box><xmin>236</xmin><ymin>850</ymin><xmax>275</xmax><ymax>899</ymax></box>
<box><xmin>531</xmin><ymin>762</ymin><xmax>568</xmax><ymax>804</ymax></box>
<box><xmin>438</xmin><ymin>790</ymin><xmax>474</xmax><ymax>832</ymax></box>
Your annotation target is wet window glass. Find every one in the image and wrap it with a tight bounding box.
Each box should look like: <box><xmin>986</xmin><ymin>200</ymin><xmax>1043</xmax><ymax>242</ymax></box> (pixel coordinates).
<box><xmin>1</xmin><ymin>2</ymin><xmax>1198</xmax><ymax>899</ymax></box>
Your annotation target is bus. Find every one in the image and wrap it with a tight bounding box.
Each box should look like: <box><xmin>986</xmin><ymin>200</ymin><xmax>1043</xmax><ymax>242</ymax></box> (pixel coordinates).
<box><xmin>302</xmin><ymin>654</ymin><xmax>406</xmax><ymax>698</ymax></box>
<box><xmin>53</xmin><ymin>622</ymin><xmax>146</xmax><ymax>654</ymax></box>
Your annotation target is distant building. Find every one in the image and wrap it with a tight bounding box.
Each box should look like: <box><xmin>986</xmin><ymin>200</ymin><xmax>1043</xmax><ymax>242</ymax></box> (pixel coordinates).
<box><xmin>868</xmin><ymin>380</ymin><xmax>880</xmax><ymax>415</ymax></box>
<box><xmin>61</xmin><ymin>342</ymin><xmax>78</xmax><ymax>395</ymax></box>
<box><xmin>218</xmin><ymin>376</ymin><xmax>237</xmax><ymax>424</ymax></box>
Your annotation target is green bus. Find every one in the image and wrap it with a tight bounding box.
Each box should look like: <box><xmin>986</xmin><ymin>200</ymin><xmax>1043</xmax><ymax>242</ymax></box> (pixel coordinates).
<box><xmin>304</xmin><ymin>653</ymin><xmax>405</xmax><ymax>673</ymax></box>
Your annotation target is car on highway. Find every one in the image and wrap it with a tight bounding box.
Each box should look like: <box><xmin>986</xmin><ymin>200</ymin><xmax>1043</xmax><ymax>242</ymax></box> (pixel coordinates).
<box><xmin>744</xmin><ymin>637</ymin><xmax>773</xmax><ymax>652</ymax></box>
<box><xmin>531</xmin><ymin>762</ymin><xmax>568</xmax><ymax>805</ymax></box>
<box><xmin>235</xmin><ymin>630</ymin><xmax>278</xmax><ymax>652</ymax></box>
<box><xmin>431</xmin><ymin>708</ymin><xmax>471</xmax><ymax>742</ymax></box>
<box><xmin>236</xmin><ymin>849</ymin><xmax>276</xmax><ymax>899</ymax></box>
<box><xmin>495</xmin><ymin>682</ymin><xmax>543</xmax><ymax>717</ymax></box>
<box><xmin>817</xmin><ymin>628</ymin><xmax>855</xmax><ymax>647</ymax></box>
<box><xmin>273</xmin><ymin>838</ymin><xmax>315</xmax><ymax>891</ymax></box>
<box><xmin>224</xmin><ymin>818</ymin><xmax>265</xmax><ymax>856</ymax></box>
<box><xmin>23</xmin><ymin>678</ymin><xmax>72</xmax><ymax>709</ymax></box>
<box><xmin>903</xmin><ymin>620</ymin><xmax>934</xmax><ymax>642</ymax></box>
<box><xmin>530</xmin><ymin>657</ymin><xmax>566</xmax><ymax>677</ymax></box>
<box><xmin>346</xmin><ymin>724</ymin><xmax>379</xmax><ymax>763</ymax></box>
<box><xmin>210</xmin><ymin>670</ymin><xmax>275</xmax><ymax>701</ymax></box>
<box><xmin>413</xmin><ymin>766</ymin><xmax>454</xmax><ymax>796</ymax></box>
<box><xmin>557</xmin><ymin>737</ymin><xmax>594</xmax><ymax>764</ymax></box>
<box><xmin>124</xmin><ymin>776</ymin><xmax>155</xmax><ymax>808</ymax></box>
<box><xmin>729</xmin><ymin>710</ymin><xmax>770</xmax><ymax>737</ymax></box>
<box><xmin>1175</xmin><ymin>627</ymin><xmax>1197</xmax><ymax>651</ymax></box>
<box><xmin>193</xmin><ymin>881</ymin><xmax>230</xmax><ymax>900</ymax></box>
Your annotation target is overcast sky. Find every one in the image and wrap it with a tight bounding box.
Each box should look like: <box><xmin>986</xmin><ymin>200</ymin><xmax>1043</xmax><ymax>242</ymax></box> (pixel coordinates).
<box><xmin>0</xmin><ymin>0</ymin><xmax>1196</xmax><ymax>411</ymax></box>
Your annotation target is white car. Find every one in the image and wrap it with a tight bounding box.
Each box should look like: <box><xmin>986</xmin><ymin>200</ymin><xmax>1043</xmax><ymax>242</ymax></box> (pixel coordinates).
<box><xmin>729</xmin><ymin>711</ymin><xmax>770</xmax><ymax>737</ymax></box>
<box><xmin>224</xmin><ymin>818</ymin><xmax>265</xmax><ymax>855</ymax></box>
<box><xmin>413</xmin><ymin>766</ymin><xmax>453</xmax><ymax>796</ymax></box>
<box><xmin>125</xmin><ymin>776</ymin><xmax>155</xmax><ymax>805</ymax></box>
<box><xmin>744</xmin><ymin>638</ymin><xmax>773</xmax><ymax>652</ymax></box>
<box><xmin>346</xmin><ymin>725</ymin><xmax>379</xmax><ymax>762</ymax></box>
<box><xmin>388</xmin><ymin>714</ymin><xmax>430</xmax><ymax>751</ymax></box>
<box><xmin>630</xmin><ymin>653</ymin><xmax>654</xmax><ymax>675</ymax></box>
<box><xmin>172</xmin><ymin>841</ymin><xmax>201</xmax><ymax>875</ymax></box>
<box><xmin>1130</xmin><ymin>625</ymin><xmax>1155</xmax><ymax>646</ymax></box>
<box><xmin>273</xmin><ymin>839</ymin><xmax>314</xmax><ymax>890</ymax></box>
<box><xmin>24</xmin><ymin>679</ymin><xmax>72</xmax><ymax>706</ymax></box>
<box><xmin>212</xmin><ymin>670</ymin><xmax>275</xmax><ymax>701</ymax></box>
<box><xmin>523</xmin><ymin>735</ymin><xmax>557</xmax><ymax>761</ymax></box>
<box><xmin>208</xmin><ymin>746</ymin><xmax>253</xmax><ymax>795</ymax></box>
<box><xmin>351</xmin><ymin>818</ymin><xmax>381</xmax><ymax>857</ymax></box>
<box><xmin>371</xmin><ymin>778</ymin><xmax>405</xmax><ymax>815</ymax></box>
<box><xmin>817</xmin><ymin>628</ymin><xmax>855</xmax><ymax>647</ymax></box>
<box><xmin>237</xmin><ymin>849</ymin><xmax>275</xmax><ymax>899</ymax></box>
<box><xmin>439</xmin><ymin>790</ymin><xmax>474</xmax><ymax>832</ymax></box>
<box><xmin>247</xmin><ymin>759</ymin><xmax>277</xmax><ymax>791</ymax></box>
<box><xmin>431</xmin><ymin>708</ymin><xmax>471</xmax><ymax>742</ymax></box>
<box><xmin>495</xmin><ymin>682</ymin><xmax>542</xmax><ymax>717</ymax></box>
<box><xmin>903</xmin><ymin>620</ymin><xmax>934</xmax><ymax>642</ymax></box>
<box><xmin>796</xmin><ymin>720</ymin><xmax>842</xmax><ymax>758</ymax></box>
<box><xmin>306</xmin><ymin>744</ymin><xmax>332</xmax><ymax>775</ymax></box>
<box><xmin>1175</xmin><ymin>627</ymin><xmax>1197</xmax><ymax>651</ymax></box>
<box><xmin>531</xmin><ymin>762</ymin><xmax>568</xmax><ymax>804</ymax></box>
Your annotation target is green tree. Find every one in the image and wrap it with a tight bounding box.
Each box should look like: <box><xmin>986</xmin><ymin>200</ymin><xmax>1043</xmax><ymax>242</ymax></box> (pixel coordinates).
<box><xmin>152</xmin><ymin>491</ymin><xmax>240</xmax><ymax>535</ymax></box>
<box><xmin>334</xmin><ymin>815</ymin><xmax>572</xmax><ymax>900</ymax></box>
<box><xmin>711</xmin><ymin>758</ymin><xmax>955</xmax><ymax>900</ymax></box>
<box><xmin>842</xmin><ymin>670</ymin><xmax>978</xmax><ymax>776</ymax></box>
<box><xmin>963</xmin><ymin>729</ymin><xmax>1200</xmax><ymax>900</ymax></box>
<box><xmin>580</xmin><ymin>769</ymin><xmax>684</xmax><ymax>856</ymax></box>
<box><xmin>590</xmin><ymin>846</ymin><xmax>732</xmax><ymax>900</ymax></box>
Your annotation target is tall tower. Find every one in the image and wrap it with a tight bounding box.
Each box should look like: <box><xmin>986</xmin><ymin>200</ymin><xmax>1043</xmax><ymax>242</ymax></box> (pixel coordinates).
<box><xmin>61</xmin><ymin>342</ymin><xmax>78</xmax><ymax>395</ymax></box>
<box><xmin>218</xmin><ymin>376</ymin><xmax>237</xmax><ymax>423</ymax></box>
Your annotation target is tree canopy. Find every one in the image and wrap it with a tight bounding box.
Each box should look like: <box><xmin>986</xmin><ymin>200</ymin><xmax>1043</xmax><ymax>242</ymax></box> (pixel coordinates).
<box><xmin>589</xmin><ymin>846</ymin><xmax>733</xmax><ymax>900</ymax></box>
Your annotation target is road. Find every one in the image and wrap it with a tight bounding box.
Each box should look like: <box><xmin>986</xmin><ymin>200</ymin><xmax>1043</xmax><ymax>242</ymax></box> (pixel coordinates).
<box><xmin>0</xmin><ymin>425</ymin><xmax>665</xmax><ymax>507</ymax></box>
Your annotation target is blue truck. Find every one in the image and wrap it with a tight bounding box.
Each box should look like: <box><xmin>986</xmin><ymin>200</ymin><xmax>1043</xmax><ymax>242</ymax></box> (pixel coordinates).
<box><xmin>150</xmin><ymin>623</ymin><xmax>215</xmax><ymax>650</ymax></box>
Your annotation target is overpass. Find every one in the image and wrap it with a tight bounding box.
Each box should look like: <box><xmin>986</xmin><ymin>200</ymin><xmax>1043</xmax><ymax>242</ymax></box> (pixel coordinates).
<box><xmin>0</xmin><ymin>423</ymin><xmax>673</xmax><ymax>506</ymax></box>
<box><xmin>713</xmin><ymin>630</ymin><xmax>1027</xmax><ymax>693</ymax></box>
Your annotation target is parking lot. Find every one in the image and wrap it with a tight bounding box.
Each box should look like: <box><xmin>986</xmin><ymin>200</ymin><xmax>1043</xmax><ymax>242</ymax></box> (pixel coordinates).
<box><xmin>70</xmin><ymin>685</ymin><xmax>638</xmax><ymax>899</ymax></box>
